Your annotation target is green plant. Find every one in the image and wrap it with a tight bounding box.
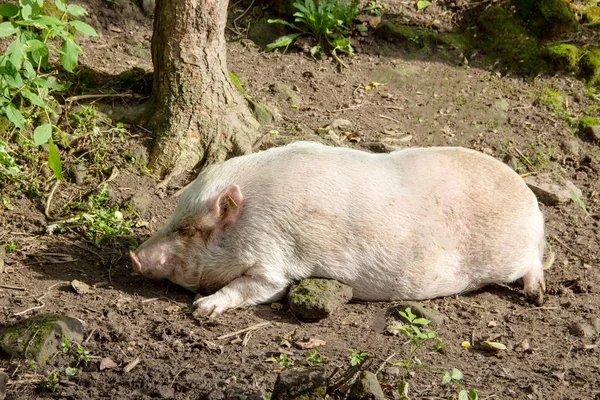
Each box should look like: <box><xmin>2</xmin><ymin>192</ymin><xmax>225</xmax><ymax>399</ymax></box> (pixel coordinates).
<box><xmin>348</xmin><ymin>348</ymin><xmax>368</xmax><ymax>366</ymax></box>
<box><xmin>74</xmin><ymin>344</ymin><xmax>90</xmax><ymax>365</ymax></box>
<box><xmin>364</xmin><ymin>1</ymin><xmax>386</xmax><ymax>16</ymax></box>
<box><xmin>0</xmin><ymin>139</ymin><xmax>23</xmax><ymax>182</ymax></box>
<box><xmin>267</xmin><ymin>0</ymin><xmax>359</xmax><ymax>58</ymax></box>
<box><xmin>0</xmin><ymin>0</ymin><xmax>98</xmax><ymax>179</ymax></box>
<box><xmin>571</xmin><ymin>190</ymin><xmax>589</xmax><ymax>217</ymax></box>
<box><xmin>279</xmin><ymin>353</ymin><xmax>294</xmax><ymax>367</ymax></box>
<box><xmin>305</xmin><ymin>348</ymin><xmax>328</xmax><ymax>366</ymax></box>
<box><xmin>65</xmin><ymin>366</ymin><xmax>78</xmax><ymax>376</ymax></box>
<box><xmin>392</xmin><ymin>308</ymin><xmax>477</xmax><ymax>400</ymax></box>
<box><xmin>39</xmin><ymin>370</ymin><xmax>59</xmax><ymax>390</ymax></box>
<box><xmin>61</xmin><ymin>337</ymin><xmax>70</xmax><ymax>353</ymax></box>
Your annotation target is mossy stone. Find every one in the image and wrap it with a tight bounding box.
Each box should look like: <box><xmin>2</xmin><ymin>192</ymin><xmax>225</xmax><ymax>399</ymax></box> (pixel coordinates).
<box><xmin>544</xmin><ymin>44</ymin><xmax>579</xmax><ymax>71</ymax></box>
<box><xmin>477</xmin><ymin>6</ymin><xmax>544</xmax><ymax>72</ymax></box>
<box><xmin>249</xmin><ymin>100</ymin><xmax>277</xmax><ymax>125</ymax></box>
<box><xmin>0</xmin><ymin>314</ymin><xmax>84</xmax><ymax>364</ymax></box>
<box><xmin>514</xmin><ymin>0</ymin><xmax>578</xmax><ymax>37</ymax></box>
<box><xmin>288</xmin><ymin>278</ymin><xmax>353</xmax><ymax>321</ymax></box>
<box><xmin>579</xmin><ymin>48</ymin><xmax>600</xmax><ymax>85</ymax></box>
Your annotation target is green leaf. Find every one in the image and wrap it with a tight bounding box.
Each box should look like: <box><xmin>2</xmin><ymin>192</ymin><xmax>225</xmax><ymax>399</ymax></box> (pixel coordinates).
<box><xmin>266</xmin><ymin>33</ymin><xmax>301</xmax><ymax>51</ymax></box>
<box><xmin>451</xmin><ymin>368</ymin><xmax>463</xmax><ymax>381</ymax></box>
<box><xmin>5</xmin><ymin>104</ymin><xmax>25</xmax><ymax>129</ymax></box>
<box><xmin>65</xmin><ymin>367</ymin><xmax>78</xmax><ymax>377</ymax></box>
<box><xmin>416</xmin><ymin>0</ymin><xmax>431</xmax><ymax>10</ymax></box>
<box><xmin>66</xmin><ymin>4</ymin><xmax>88</xmax><ymax>17</ymax></box>
<box><xmin>69</xmin><ymin>20</ymin><xmax>98</xmax><ymax>36</ymax></box>
<box><xmin>570</xmin><ymin>190</ymin><xmax>589</xmax><ymax>216</ymax></box>
<box><xmin>22</xmin><ymin>59</ymin><xmax>36</xmax><ymax>80</ymax></box>
<box><xmin>32</xmin><ymin>15</ymin><xmax>65</xmax><ymax>28</ymax></box>
<box><xmin>7</xmin><ymin>36</ymin><xmax>25</xmax><ymax>69</ymax></box>
<box><xmin>267</xmin><ymin>19</ymin><xmax>299</xmax><ymax>30</ymax></box>
<box><xmin>29</xmin><ymin>41</ymin><xmax>49</xmax><ymax>67</ymax></box>
<box><xmin>0</xmin><ymin>22</ymin><xmax>18</xmax><ymax>37</ymax></box>
<box><xmin>43</xmin><ymin>76</ymin><xmax>69</xmax><ymax>90</ymax></box>
<box><xmin>34</xmin><ymin>123</ymin><xmax>52</xmax><ymax>145</ymax></box>
<box><xmin>0</xmin><ymin>4</ymin><xmax>19</xmax><ymax>18</ymax></box>
<box><xmin>19</xmin><ymin>0</ymin><xmax>42</xmax><ymax>20</ymax></box>
<box><xmin>5</xmin><ymin>71</ymin><xmax>24</xmax><ymax>88</ymax></box>
<box><xmin>54</xmin><ymin>0</ymin><xmax>66</xmax><ymax>12</ymax></box>
<box><xmin>412</xmin><ymin>317</ymin><xmax>430</xmax><ymax>325</ymax></box>
<box><xmin>458</xmin><ymin>390</ymin><xmax>469</xmax><ymax>400</ymax></box>
<box><xmin>22</xmin><ymin>90</ymin><xmax>46</xmax><ymax>108</ymax></box>
<box><xmin>59</xmin><ymin>37</ymin><xmax>80</xmax><ymax>72</ymax></box>
<box><xmin>441</xmin><ymin>371</ymin><xmax>452</xmax><ymax>385</ymax></box>
<box><xmin>48</xmin><ymin>138</ymin><xmax>62</xmax><ymax>180</ymax></box>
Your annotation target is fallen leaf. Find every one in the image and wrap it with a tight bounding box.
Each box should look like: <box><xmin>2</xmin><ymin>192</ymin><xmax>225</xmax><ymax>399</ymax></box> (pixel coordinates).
<box><xmin>71</xmin><ymin>279</ymin><xmax>90</xmax><ymax>294</ymax></box>
<box><xmin>482</xmin><ymin>341</ymin><xmax>507</xmax><ymax>351</ymax></box>
<box><xmin>100</xmin><ymin>357</ymin><xmax>118</xmax><ymax>371</ymax></box>
<box><xmin>294</xmin><ymin>338</ymin><xmax>326</xmax><ymax>350</ymax></box>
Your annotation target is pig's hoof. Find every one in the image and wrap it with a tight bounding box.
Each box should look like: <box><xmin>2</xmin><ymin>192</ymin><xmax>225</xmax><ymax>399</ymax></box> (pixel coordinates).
<box><xmin>192</xmin><ymin>296</ymin><xmax>228</xmax><ymax>318</ymax></box>
<box><xmin>525</xmin><ymin>283</ymin><xmax>545</xmax><ymax>306</ymax></box>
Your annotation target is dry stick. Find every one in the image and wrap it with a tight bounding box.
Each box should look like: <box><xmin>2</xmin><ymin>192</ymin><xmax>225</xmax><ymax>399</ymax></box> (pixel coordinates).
<box><xmin>526</xmin><ymin>306</ymin><xmax>560</xmax><ymax>311</ymax></box>
<box><xmin>13</xmin><ymin>281</ymin><xmax>68</xmax><ymax>316</ymax></box>
<box><xmin>378</xmin><ymin>114</ymin><xmax>401</xmax><ymax>124</ymax></box>
<box><xmin>385</xmin><ymin>105</ymin><xmax>404</xmax><ymax>111</ymax></box>
<box><xmin>45</xmin><ymin>180</ymin><xmax>61</xmax><ymax>220</ymax></box>
<box><xmin>0</xmin><ymin>284</ymin><xmax>26</xmax><ymax>291</ymax></box>
<box><xmin>216</xmin><ymin>321</ymin><xmax>271</xmax><ymax>340</ymax></box>
<box><xmin>171</xmin><ymin>364</ymin><xmax>190</xmax><ymax>387</ymax></box>
<box><xmin>83</xmin><ymin>329</ymin><xmax>96</xmax><ymax>345</ymax></box>
<box><xmin>374</xmin><ymin>352</ymin><xmax>396</xmax><ymax>375</ymax></box>
<box><xmin>327</xmin><ymin>103</ymin><xmax>365</xmax><ymax>113</ymax></box>
<box><xmin>65</xmin><ymin>93</ymin><xmax>146</xmax><ymax>103</ymax></box>
<box><xmin>513</xmin><ymin>147</ymin><xmax>533</xmax><ymax>167</ymax></box>
<box><xmin>553</xmin><ymin>236</ymin><xmax>598</xmax><ymax>263</ymax></box>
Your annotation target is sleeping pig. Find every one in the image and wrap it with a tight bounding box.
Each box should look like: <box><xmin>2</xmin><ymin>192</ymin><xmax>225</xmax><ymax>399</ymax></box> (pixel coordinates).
<box><xmin>130</xmin><ymin>141</ymin><xmax>551</xmax><ymax>317</ymax></box>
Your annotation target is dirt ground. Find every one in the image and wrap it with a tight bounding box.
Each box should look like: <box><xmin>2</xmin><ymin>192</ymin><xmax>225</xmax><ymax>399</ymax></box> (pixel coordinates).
<box><xmin>1</xmin><ymin>0</ymin><xmax>600</xmax><ymax>399</ymax></box>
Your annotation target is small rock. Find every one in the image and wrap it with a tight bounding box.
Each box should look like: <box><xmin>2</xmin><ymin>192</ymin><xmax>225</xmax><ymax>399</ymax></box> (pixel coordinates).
<box><xmin>288</xmin><ymin>279</ymin><xmax>353</xmax><ymax>321</ymax></box>
<box><xmin>562</xmin><ymin>138</ymin><xmax>581</xmax><ymax>158</ymax></box>
<box><xmin>515</xmin><ymin>339</ymin><xmax>530</xmax><ymax>352</ymax></box>
<box><xmin>130</xmin><ymin>192</ymin><xmax>153</xmax><ymax>216</ymax></box>
<box><xmin>328</xmin><ymin>130</ymin><xmax>343</xmax><ymax>146</ymax></box>
<box><xmin>270</xmin><ymin>82</ymin><xmax>301</xmax><ymax>106</ymax></box>
<box><xmin>70</xmin><ymin>164</ymin><xmax>88</xmax><ymax>185</ymax></box>
<box><xmin>393</xmin><ymin>302</ymin><xmax>447</xmax><ymax>327</ymax></box>
<box><xmin>123</xmin><ymin>357</ymin><xmax>141</xmax><ymax>373</ymax></box>
<box><xmin>570</xmin><ymin>318</ymin><xmax>600</xmax><ymax>337</ymax></box>
<box><xmin>250</xmin><ymin>101</ymin><xmax>279</xmax><ymax>125</ymax></box>
<box><xmin>384</xmin><ymin>366</ymin><xmax>401</xmax><ymax>376</ymax></box>
<box><xmin>139</xmin><ymin>0</ymin><xmax>155</xmax><ymax>15</ymax></box>
<box><xmin>504</xmin><ymin>155</ymin><xmax>522</xmax><ymax>173</ymax></box>
<box><xmin>0</xmin><ymin>246</ymin><xmax>5</xmax><ymax>274</ymax></box>
<box><xmin>295</xmin><ymin>124</ymin><xmax>314</xmax><ymax>136</ymax></box>
<box><xmin>294</xmin><ymin>338</ymin><xmax>326</xmax><ymax>350</ymax></box>
<box><xmin>326</xmin><ymin>119</ymin><xmax>353</xmax><ymax>130</ymax></box>
<box><xmin>271</xmin><ymin>367</ymin><xmax>327</xmax><ymax>400</ymax></box>
<box><xmin>71</xmin><ymin>279</ymin><xmax>91</xmax><ymax>294</ymax></box>
<box><xmin>156</xmin><ymin>385</ymin><xmax>175</xmax><ymax>399</ymax></box>
<box><xmin>0</xmin><ymin>314</ymin><xmax>84</xmax><ymax>364</ymax></box>
<box><xmin>0</xmin><ymin>371</ymin><xmax>7</xmax><ymax>400</ymax></box>
<box><xmin>580</xmin><ymin>125</ymin><xmax>600</xmax><ymax>143</ymax></box>
<box><xmin>523</xmin><ymin>173</ymin><xmax>583</xmax><ymax>206</ymax></box>
<box><xmin>348</xmin><ymin>371</ymin><xmax>385</xmax><ymax>400</ymax></box>
<box><xmin>481</xmin><ymin>341</ymin><xmax>507</xmax><ymax>351</ymax></box>
<box><xmin>493</xmin><ymin>98</ymin><xmax>510</xmax><ymax>112</ymax></box>
<box><xmin>100</xmin><ymin>357</ymin><xmax>118</xmax><ymax>371</ymax></box>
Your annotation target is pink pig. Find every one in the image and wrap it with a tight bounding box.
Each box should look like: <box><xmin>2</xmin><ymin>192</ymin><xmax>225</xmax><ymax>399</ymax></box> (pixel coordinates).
<box><xmin>130</xmin><ymin>141</ymin><xmax>551</xmax><ymax>317</ymax></box>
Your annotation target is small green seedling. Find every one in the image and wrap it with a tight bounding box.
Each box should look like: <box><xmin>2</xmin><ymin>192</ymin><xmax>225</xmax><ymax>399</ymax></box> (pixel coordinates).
<box><xmin>364</xmin><ymin>1</ymin><xmax>386</xmax><ymax>16</ymax></box>
<box><xmin>39</xmin><ymin>370</ymin><xmax>59</xmax><ymax>390</ymax></box>
<box><xmin>74</xmin><ymin>344</ymin><xmax>90</xmax><ymax>365</ymax></box>
<box><xmin>61</xmin><ymin>337</ymin><xmax>70</xmax><ymax>353</ymax></box>
<box><xmin>65</xmin><ymin>367</ymin><xmax>78</xmax><ymax>377</ymax></box>
<box><xmin>279</xmin><ymin>353</ymin><xmax>294</xmax><ymax>367</ymax></box>
<box><xmin>348</xmin><ymin>348</ymin><xmax>368</xmax><ymax>366</ymax></box>
<box><xmin>570</xmin><ymin>190</ymin><xmax>589</xmax><ymax>217</ymax></box>
<box><xmin>305</xmin><ymin>348</ymin><xmax>328</xmax><ymax>366</ymax></box>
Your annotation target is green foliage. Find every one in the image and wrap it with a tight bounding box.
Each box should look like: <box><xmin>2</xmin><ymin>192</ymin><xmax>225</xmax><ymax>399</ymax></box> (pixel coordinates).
<box><xmin>305</xmin><ymin>348</ymin><xmax>328</xmax><ymax>366</ymax></box>
<box><xmin>74</xmin><ymin>344</ymin><xmax>90</xmax><ymax>365</ymax></box>
<box><xmin>514</xmin><ymin>0</ymin><xmax>578</xmax><ymax>37</ymax></box>
<box><xmin>579</xmin><ymin>116</ymin><xmax>599</xmax><ymax>127</ymax></box>
<box><xmin>348</xmin><ymin>348</ymin><xmax>368</xmax><ymax>366</ymax></box>
<box><xmin>544</xmin><ymin>44</ymin><xmax>579</xmax><ymax>71</ymax></box>
<box><xmin>278</xmin><ymin>353</ymin><xmax>294</xmax><ymax>367</ymax></box>
<box><xmin>267</xmin><ymin>0</ymin><xmax>359</xmax><ymax>56</ymax></box>
<box><xmin>579</xmin><ymin>48</ymin><xmax>600</xmax><ymax>86</ymax></box>
<box><xmin>64</xmin><ymin>366</ymin><xmax>78</xmax><ymax>376</ymax></box>
<box><xmin>364</xmin><ymin>1</ymin><xmax>386</xmax><ymax>16</ymax></box>
<box><xmin>39</xmin><ymin>370</ymin><xmax>59</xmax><ymax>390</ymax></box>
<box><xmin>0</xmin><ymin>0</ymin><xmax>97</xmax><ymax>179</ymax></box>
<box><xmin>0</xmin><ymin>139</ymin><xmax>23</xmax><ymax>182</ymax></box>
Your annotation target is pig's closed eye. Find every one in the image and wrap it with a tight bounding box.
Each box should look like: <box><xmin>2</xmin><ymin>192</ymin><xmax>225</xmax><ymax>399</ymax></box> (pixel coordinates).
<box><xmin>176</xmin><ymin>226</ymin><xmax>197</xmax><ymax>237</ymax></box>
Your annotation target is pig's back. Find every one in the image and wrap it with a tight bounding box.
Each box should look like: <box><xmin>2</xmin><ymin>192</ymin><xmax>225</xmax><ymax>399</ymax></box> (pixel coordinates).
<box><xmin>229</xmin><ymin>143</ymin><xmax>544</xmax><ymax>301</ymax></box>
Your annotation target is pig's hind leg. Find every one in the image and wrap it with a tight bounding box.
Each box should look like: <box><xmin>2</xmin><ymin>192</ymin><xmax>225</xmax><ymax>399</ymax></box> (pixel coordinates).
<box><xmin>192</xmin><ymin>266</ymin><xmax>289</xmax><ymax>318</ymax></box>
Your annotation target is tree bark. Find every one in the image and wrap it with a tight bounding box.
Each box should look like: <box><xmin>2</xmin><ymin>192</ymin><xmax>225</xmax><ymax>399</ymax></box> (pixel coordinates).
<box><xmin>147</xmin><ymin>0</ymin><xmax>260</xmax><ymax>182</ymax></box>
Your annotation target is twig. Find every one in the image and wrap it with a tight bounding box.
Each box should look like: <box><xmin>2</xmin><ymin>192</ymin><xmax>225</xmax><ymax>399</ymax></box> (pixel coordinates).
<box><xmin>0</xmin><ymin>284</ymin><xmax>26</xmax><ymax>291</ymax></box>
<box><xmin>216</xmin><ymin>321</ymin><xmax>271</xmax><ymax>340</ymax></box>
<box><xmin>378</xmin><ymin>114</ymin><xmax>401</xmax><ymax>124</ymax></box>
<box><xmin>171</xmin><ymin>364</ymin><xmax>190</xmax><ymax>387</ymax></box>
<box><xmin>553</xmin><ymin>236</ymin><xmax>598</xmax><ymax>263</ymax></box>
<box><xmin>65</xmin><ymin>93</ymin><xmax>145</xmax><ymax>103</ymax></box>
<box><xmin>513</xmin><ymin>147</ymin><xmax>533</xmax><ymax>167</ymax></box>
<box><xmin>13</xmin><ymin>281</ymin><xmax>68</xmax><ymax>316</ymax></box>
<box><xmin>375</xmin><ymin>353</ymin><xmax>396</xmax><ymax>375</ymax></box>
<box><xmin>327</xmin><ymin>103</ymin><xmax>365</xmax><ymax>113</ymax></box>
<box><xmin>526</xmin><ymin>306</ymin><xmax>560</xmax><ymax>311</ymax></box>
<box><xmin>83</xmin><ymin>329</ymin><xmax>96</xmax><ymax>344</ymax></box>
<box><xmin>331</xmin><ymin>49</ymin><xmax>349</xmax><ymax>70</ymax></box>
<box><xmin>385</xmin><ymin>106</ymin><xmax>404</xmax><ymax>111</ymax></box>
<box><xmin>45</xmin><ymin>180</ymin><xmax>60</xmax><ymax>220</ymax></box>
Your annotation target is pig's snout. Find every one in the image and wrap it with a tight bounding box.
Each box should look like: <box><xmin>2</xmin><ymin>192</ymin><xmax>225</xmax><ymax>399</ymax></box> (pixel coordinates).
<box><xmin>130</xmin><ymin>251</ymin><xmax>143</xmax><ymax>274</ymax></box>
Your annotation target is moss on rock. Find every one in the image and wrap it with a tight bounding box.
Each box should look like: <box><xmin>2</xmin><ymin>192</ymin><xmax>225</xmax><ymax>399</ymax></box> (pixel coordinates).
<box><xmin>477</xmin><ymin>6</ymin><xmax>544</xmax><ymax>72</ymax></box>
<box><xmin>579</xmin><ymin>48</ymin><xmax>600</xmax><ymax>85</ymax></box>
<box><xmin>544</xmin><ymin>44</ymin><xmax>580</xmax><ymax>71</ymax></box>
<box><xmin>514</xmin><ymin>0</ymin><xmax>578</xmax><ymax>37</ymax></box>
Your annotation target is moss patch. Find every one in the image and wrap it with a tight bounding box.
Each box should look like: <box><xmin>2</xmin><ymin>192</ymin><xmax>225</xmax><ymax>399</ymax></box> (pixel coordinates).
<box><xmin>544</xmin><ymin>44</ymin><xmax>580</xmax><ymax>71</ymax></box>
<box><xmin>477</xmin><ymin>6</ymin><xmax>544</xmax><ymax>73</ymax></box>
<box><xmin>579</xmin><ymin>48</ymin><xmax>600</xmax><ymax>85</ymax></box>
<box><xmin>579</xmin><ymin>116</ymin><xmax>599</xmax><ymax>128</ymax></box>
<box><xmin>514</xmin><ymin>0</ymin><xmax>578</xmax><ymax>37</ymax></box>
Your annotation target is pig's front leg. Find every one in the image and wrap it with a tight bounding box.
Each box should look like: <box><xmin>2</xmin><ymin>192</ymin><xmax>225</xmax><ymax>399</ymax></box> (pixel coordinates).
<box><xmin>192</xmin><ymin>268</ymin><xmax>289</xmax><ymax>318</ymax></box>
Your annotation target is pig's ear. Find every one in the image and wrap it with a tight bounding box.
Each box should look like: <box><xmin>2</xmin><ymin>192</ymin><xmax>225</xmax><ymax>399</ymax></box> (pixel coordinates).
<box><xmin>213</xmin><ymin>184</ymin><xmax>244</xmax><ymax>226</ymax></box>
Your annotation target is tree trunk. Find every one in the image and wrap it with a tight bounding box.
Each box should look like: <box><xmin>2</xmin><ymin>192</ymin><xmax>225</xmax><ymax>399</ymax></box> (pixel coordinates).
<box><xmin>147</xmin><ymin>0</ymin><xmax>260</xmax><ymax>182</ymax></box>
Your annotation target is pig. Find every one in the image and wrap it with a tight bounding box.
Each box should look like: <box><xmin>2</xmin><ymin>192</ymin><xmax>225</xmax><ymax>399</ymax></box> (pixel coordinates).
<box><xmin>130</xmin><ymin>141</ymin><xmax>552</xmax><ymax>318</ymax></box>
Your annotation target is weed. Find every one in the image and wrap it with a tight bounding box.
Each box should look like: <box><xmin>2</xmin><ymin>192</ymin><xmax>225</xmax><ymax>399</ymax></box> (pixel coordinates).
<box><xmin>5</xmin><ymin>242</ymin><xmax>17</xmax><ymax>253</ymax></box>
<box><xmin>61</xmin><ymin>337</ymin><xmax>70</xmax><ymax>353</ymax></box>
<box><xmin>39</xmin><ymin>370</ymin><xmax>59</xmax><ymax>390</ymax></box>
<box><xmin>279</xmin><ymin>353</ymin><xmax>294</xmax><ymax>367</ymax></box>
<box><xmin>348</xmin><ymin>348</ymin><xmax>368</xmax><ymax>366</ymax></box>
<box><xmin>305</xmin><ymin>348</ymin><xmax>328</xmax><ymax>366</ymax></box>
<box><xmin>74</xmin><ymin>344</ymin><xmax>90</xmax><ymax>365</ymax></box>
<box><xmin>364</xmin><ymin>1</ymin><xmax>386</xmax><ymax>16</ymax></box>
<box><xmin>570</xmin><ymin>191</ymin><xmax>589</xmax><ymax>217</ymax></box>
<box><xmin>267</xmin><ymin>0</ymin><xmax>359</xmax><ymax>58</ymax></box>
<box><xmin>0</xmin><ymin>139</ymin><xmax>22</xmax><ymax>182</ymax></box>
<box><xmin>65</xmin><ymin>367</ymin><xmax>78</xmax><ymax>376</ymax></box>
<box><xmin>392</xmin><ymin>308</ymin><xmax>478</xmax><ymax>400</ymax></box>
<box><xmin>0</xmin><ymin>0</ymin><xmax>98</xmax><ymax>179</ymax></box>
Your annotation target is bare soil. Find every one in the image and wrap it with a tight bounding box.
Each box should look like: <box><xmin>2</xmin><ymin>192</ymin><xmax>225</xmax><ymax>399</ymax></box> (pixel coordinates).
<box><xmin>1</xmin><ymin>1</ymin><xmax>600</xmax><ymax>399</ymax></box>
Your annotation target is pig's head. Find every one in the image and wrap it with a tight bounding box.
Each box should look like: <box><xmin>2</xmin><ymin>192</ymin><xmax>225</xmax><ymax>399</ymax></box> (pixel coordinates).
<box><xmin>130</xmin><ymin>182</ymin><xmax>244</xmax><ymax>291</ymax></box>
